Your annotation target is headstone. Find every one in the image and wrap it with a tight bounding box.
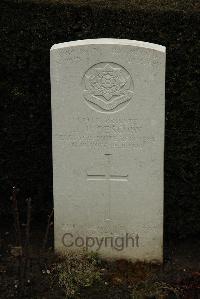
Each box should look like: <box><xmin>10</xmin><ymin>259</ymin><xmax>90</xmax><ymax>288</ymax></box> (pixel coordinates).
<box><xmin>51</xmin><ymin>39</ymin><xmax>166</xmax><ymax>262</ymax></box>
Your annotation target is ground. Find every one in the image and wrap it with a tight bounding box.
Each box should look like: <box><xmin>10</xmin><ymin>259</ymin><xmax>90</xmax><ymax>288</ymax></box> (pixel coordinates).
<box><xmin>0</xmin><ymin>219</ymin><xmax>199</xmax><ymax>299</ymax></box>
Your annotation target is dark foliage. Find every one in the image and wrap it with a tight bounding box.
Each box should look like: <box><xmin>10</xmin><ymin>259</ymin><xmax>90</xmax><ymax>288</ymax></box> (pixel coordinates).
<box><xmin>0</xmin><ymin>0</ymin><xmax>200</xmax><ymax>238</ymax></box>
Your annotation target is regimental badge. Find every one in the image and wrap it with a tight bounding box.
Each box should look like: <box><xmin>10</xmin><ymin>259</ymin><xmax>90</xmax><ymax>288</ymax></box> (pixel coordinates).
<box><xmin>83</xmin><ymin>63</ymin><xmax>134</xmax><ymax>113</ymax></box>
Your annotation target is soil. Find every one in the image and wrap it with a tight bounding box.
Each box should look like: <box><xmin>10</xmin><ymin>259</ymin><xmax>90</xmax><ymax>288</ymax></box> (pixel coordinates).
<box><xmin>0</xmin><ymin>221</ymin><xmax>199</xmax><ymax>299</ymax></box>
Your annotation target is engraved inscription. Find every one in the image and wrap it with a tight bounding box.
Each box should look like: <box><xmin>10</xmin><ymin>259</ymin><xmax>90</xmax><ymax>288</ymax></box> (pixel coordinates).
<box><xmin>55</xmin><ymin>116</ymin><xmax>156</xmax><ymax>149</ymax></box>
<box><xmin>83</xmin><ymin>62</ymin><xmax>134</xmax><ymax>113</ymax></box>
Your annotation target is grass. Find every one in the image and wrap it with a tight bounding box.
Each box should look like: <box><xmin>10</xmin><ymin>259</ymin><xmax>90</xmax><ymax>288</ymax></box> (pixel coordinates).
<box><xmin>49</xmin><ymin>251</ymin><xmax>102</xmax><ymax>298</ymax></box>
<box><xmin>0</xmin><ymin>242</ymin><xmax>199</xmax><ymax>298</ymax></box>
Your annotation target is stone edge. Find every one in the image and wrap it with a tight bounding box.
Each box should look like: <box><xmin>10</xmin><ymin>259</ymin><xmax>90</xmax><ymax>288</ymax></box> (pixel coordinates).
<box><xmin>50</xmin><ymin>38</ymin><xmax>166</xmax><ymax>53</ymax></box>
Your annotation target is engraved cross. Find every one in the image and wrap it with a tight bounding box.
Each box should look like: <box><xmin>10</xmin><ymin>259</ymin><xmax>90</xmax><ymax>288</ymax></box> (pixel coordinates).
<box><xmin>87</xmin><ymin>154</ymin><xmax>128</xmax><ymax>182</ymax></box>
<box><xmin>86</xmin><ymin>154</ymin><xmax>128</xmax><ymax>220</ymax></box>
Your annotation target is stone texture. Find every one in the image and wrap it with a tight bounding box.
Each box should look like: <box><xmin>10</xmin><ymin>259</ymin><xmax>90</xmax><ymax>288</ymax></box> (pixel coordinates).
<box><xmin>51</xmin><ymin>39</ymin><xmax>166</xmax><ymax>261</ymax></box>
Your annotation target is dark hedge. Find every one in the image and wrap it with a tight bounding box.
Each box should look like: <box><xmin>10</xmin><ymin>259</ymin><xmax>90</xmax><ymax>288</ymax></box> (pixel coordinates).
<box><xmin>0</xmin><ymin>0</ymin><xmax>200</xmax><ymax>239</ymax></box>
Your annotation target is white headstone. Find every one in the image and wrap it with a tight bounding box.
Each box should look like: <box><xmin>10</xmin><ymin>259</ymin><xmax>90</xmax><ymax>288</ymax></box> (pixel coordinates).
<box><xmin>51</xmin><ymin>39</ymin><xmax>166</xmax><ymax>262</ymax></box>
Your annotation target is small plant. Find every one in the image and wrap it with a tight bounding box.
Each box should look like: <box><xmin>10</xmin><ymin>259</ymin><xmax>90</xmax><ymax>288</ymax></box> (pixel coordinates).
<box><xmin>132</xmin><ymin>281</ymin><xmax>181</xmax><ymax>299</ymax></box>
<box><xmin>50</xmin><ymin>250</ymin><xmax>102</xmax><ymax>298</ymax></box>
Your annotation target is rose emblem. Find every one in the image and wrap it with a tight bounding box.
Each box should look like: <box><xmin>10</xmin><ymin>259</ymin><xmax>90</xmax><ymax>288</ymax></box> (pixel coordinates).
<box><xmin>83</xmin><ymin>63</ymin><xmax>134</xmax><ymax>112</ymax></box>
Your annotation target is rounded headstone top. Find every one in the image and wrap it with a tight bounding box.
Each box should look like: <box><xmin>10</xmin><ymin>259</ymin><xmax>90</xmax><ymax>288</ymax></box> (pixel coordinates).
<box><xmin>50</xmin><ymin>38</ymin><xmax>166</xmax><ymax>53</ymax></box>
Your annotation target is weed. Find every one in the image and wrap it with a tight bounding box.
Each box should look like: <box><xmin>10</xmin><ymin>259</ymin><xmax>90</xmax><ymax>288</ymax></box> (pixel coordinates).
<box><xmin>49</xmin><ymin>250</ymin><xmax>102</xmax><ymax>298</ymax></box>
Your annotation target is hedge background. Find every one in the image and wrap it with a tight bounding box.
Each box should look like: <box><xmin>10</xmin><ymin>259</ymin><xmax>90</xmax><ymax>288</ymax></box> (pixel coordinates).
<box><xmin>0</xmin><ymin>0</ymin><xmax>199</xmax><ymax>239</ymax></box>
